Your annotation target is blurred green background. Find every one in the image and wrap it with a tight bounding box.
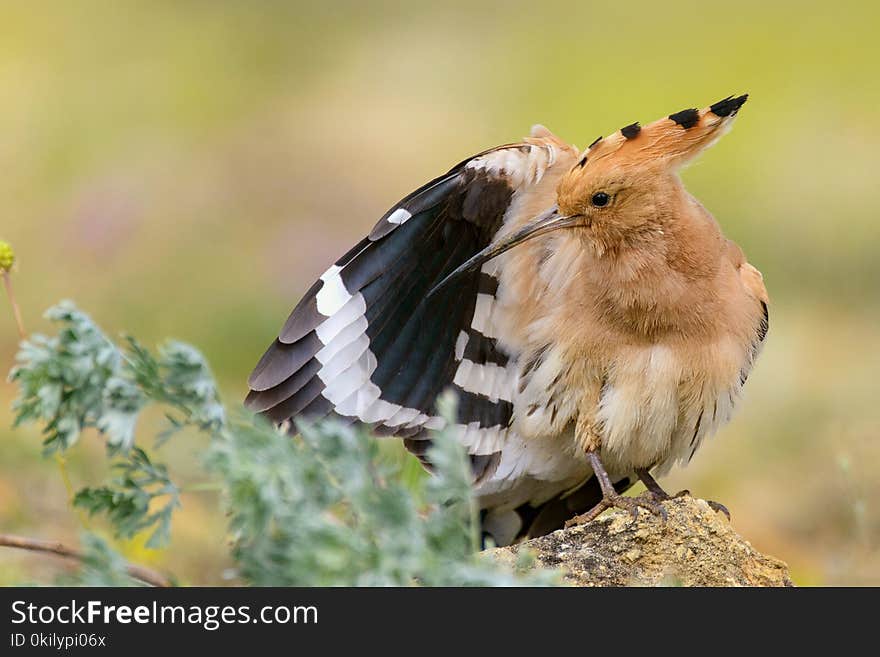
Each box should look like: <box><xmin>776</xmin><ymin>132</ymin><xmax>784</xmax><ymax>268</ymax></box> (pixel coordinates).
<box><xmin>1</xmin><ymin>0</ymin><xmax>878</xmax><ymax>585</ymax></box>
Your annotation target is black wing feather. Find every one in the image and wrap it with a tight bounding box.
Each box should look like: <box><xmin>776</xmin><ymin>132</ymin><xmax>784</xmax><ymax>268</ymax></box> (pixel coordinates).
<box><xmin>247</xmin><ymin>145</ymin><xmax>530</xmax><ymax>465</ymax></box>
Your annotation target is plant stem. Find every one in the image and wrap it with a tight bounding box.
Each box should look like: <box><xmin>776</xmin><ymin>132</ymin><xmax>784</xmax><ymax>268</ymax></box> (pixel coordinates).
<box><xmin>56</xmin><ymin>453</ymin><xmax>75</xmax><ymax>502</ymax></box>
<box><xmin>2</xmin><ymin>271</ymin><xmax>25</xmax><ymax>340</ymax></box>
<box><xmin>0</xmin><ymin>533</ymin><xmax>171</xmax><ymax>587</ymax></box>
<box><xmin>55</xmin><ymin>453</ymin><xmax>90</xmax><ymax>529</ymax></box>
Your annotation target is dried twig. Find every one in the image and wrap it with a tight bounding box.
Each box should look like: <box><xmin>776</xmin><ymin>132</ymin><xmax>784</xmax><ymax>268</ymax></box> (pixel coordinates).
<box><xmin>0</xmin><ymin>533</ymin><xmax>172</xmax><ymax>587</ymax></box>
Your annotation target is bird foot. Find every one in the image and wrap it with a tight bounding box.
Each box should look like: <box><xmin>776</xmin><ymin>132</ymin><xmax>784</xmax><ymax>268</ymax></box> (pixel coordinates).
<box><xmin>643</xmin><ymin>487</ymin><xmax>731</xmax><ymax>521</ymax></box>
<box><xmin>564</xmin><ymin>490</ymin><xmax>668</xmax><ymax>528</ymax></box>
<box><xmin>636</xmin><ymin>468</ymin><xmax>731</xmax><ymax>521</ymax></box>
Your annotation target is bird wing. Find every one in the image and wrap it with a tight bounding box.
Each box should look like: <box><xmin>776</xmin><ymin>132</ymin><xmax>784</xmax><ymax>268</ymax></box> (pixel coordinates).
<box><xmin>737</xmin><ymin>260</ymin><xmax>770</xmax><ymax>384</ymax></box>
<box><xmin>246</xmin><ymin>130</ymin><xmax>578</xmax><ymax>487</ymax></box>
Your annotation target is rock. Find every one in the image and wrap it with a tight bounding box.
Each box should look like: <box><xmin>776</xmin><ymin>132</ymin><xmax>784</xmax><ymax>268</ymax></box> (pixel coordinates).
<box><xmin>487</xmin><ymin>496</ymin><xmax>793</xmax><ymax>587</ymax></box>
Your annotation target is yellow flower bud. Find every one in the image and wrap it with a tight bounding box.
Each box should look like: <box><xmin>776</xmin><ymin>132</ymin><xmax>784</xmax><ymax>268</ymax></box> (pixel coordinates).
<box><xmin>0</xmin><ymin>241</ymin><xmax>15</xmax><ymax>273</ymax></box>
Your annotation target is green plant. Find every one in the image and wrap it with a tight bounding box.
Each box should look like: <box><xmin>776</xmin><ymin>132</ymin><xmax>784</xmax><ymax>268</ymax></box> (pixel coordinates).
<box><xmin>6</xmin><ymin>301</ymin><xmax>555</xmax><ymax>586</ymax></box>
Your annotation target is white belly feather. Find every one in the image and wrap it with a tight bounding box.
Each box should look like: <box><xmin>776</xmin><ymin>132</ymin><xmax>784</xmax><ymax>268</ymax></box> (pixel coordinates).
<box><xmin>596</xmin><ymin>342</ymin><xmax>743</xmax><ymax>477</ymax></box>
<box><xmin>475</xmin><ymin>338</ymin><xmax>749</xmax><ymax>511</ymax></box>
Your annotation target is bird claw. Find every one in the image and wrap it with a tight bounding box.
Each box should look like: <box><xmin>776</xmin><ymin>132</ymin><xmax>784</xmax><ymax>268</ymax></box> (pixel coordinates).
<box><xmin>646</xmin><ymin>487</ymin><xmax>731</xmax><ymax>521</ymax></box>
<box><xmin>628</xmin><ymin>493</ymin><xmax>668</xmax><ymax>523</ymax></box>
<box><xmin>707</xmin><ymin>500</ymin><xmax>731</xmax><ymax>521</ymax></box>
<box><xmin>564</xmin><ymin>491</ymin><xmax>668</xmax><ymax>528</ymax></box>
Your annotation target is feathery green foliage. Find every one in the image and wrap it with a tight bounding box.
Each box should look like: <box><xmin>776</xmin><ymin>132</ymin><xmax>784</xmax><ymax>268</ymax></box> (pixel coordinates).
<box><xmin>10</xmin><ymin>302</ymin><xmax>131</xmax><ymax>454</ymax></box>
<box><xmin>8</xmin><ymin>302</ymin><xmax>221</xmax><ymax>547</ymax></box>
<box><xmin>207</xmin><ymin>407</ymin><xmax>554</xmax><ymax>585</ymax></box>
<box><xmin>73</xmin><ymin>448</ymin><xmax>180</xmax><ymax>549</ymax></box>
<box><xmin>54</xmin><ymin>534</ymin><xmax>141</xmax><ymax>587</ymax></box>
<box><xmin>9</xmin><ymin>302</ymin><xmax>556</xmax><ymax>586</ymax></box>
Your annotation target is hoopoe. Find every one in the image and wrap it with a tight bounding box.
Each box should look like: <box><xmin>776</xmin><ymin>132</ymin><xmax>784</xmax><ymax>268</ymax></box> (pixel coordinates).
<box><xmin>246</xmin><ymin>94</ymin><xmax>768</xmax><ymax>546</ymax></box>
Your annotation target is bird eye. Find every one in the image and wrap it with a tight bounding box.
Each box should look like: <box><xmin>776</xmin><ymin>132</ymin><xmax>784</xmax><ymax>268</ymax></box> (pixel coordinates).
<box><xmin>591</xmin><ymin>192</ymin><xmax>610</xmax><ymax>207</ymax></box>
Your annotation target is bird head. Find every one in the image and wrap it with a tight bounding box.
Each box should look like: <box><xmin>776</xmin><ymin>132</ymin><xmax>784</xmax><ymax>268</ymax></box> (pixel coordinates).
<box><xmin>430</xmin><ymin>95</ymin><xmax>747</xmax><ymax>293</ymax></box>
<box><xmin>554</xmin><ymin>94</ymin><xmax>748</xmax><ymax>253</ymax></box>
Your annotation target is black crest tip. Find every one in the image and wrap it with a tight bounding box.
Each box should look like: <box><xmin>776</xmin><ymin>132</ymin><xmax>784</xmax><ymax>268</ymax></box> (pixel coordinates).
<box><xmin>710</xmin><ymin>93</ymin><xmax>749</xmax><ymax>117</ymax></box>
<box><xmin>620</xmin><ymin>122</ymin><xmax>641</xmax><ymax>139</ymax></box>
<box><xmin>669</xmin><ymin>108</ymin><xmax>700</xmax><ymax>129</ymax></box>
<box><xmin>588</xmin><ymin>136</ymin><xmax>603</xmax><ymax>149</ymax></box>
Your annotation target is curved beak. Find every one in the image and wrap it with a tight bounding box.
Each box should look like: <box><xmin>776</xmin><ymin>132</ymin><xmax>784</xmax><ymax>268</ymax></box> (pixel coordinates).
<box><xmin>428</xmin><ymin>206</ymin><xmax>583</xmax><ymax>297</ymax></box>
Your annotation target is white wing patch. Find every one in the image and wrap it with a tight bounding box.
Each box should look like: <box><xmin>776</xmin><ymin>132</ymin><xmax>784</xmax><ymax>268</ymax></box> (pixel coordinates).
<box><xmin>315</xmin><ymin>265</ymin><xmax>352</xmax><ymax>315</ymax></box>
<box><xmin>453</xmin><ymin>359</ymin><xmax>517</xmax><ymax>402</ymax></box>
<box><xmin>454</xmin><ymin>330</ymin><xmax>468</xmax><ymax>360</ymax></box>
<box><xmin>470</xmin><ymin>293</ymin><xmax>499</xmax><ymax>337</ymax></box>
<box><xmin>386</xmin><ymin>208</ymin><xmax>412</xmax><ymax>225</ymax></box>
<box><xmin>315</xmin><ymin>294</ymin><xmax>366</xmax><ymax>344</ymax></box>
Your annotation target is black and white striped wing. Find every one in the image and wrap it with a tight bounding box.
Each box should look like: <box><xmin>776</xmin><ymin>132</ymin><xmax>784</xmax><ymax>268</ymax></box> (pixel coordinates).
<box><xmin>246</xmin><ymin>140</ymin><xmax>568</xmax><ymax>477</ymax></box>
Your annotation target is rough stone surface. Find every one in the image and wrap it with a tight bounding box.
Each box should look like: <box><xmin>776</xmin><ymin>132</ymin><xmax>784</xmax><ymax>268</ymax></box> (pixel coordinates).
<box><xmin>487</xmin><ymin>496</ymin><xmax>793</xmax><ymax>587</ymax></box>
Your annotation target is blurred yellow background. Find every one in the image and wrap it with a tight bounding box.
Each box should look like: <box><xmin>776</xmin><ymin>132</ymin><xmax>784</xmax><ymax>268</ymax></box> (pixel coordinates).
<box><xmin>1</xmin><ymin>0</ymin><xmax>878</xmax><ymax>585</ymax></box>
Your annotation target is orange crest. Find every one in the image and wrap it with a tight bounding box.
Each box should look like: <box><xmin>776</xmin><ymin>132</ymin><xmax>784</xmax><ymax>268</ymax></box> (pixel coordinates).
<box><xmin>558</xmin><ymin>95</ymin><xmax>747</xmax><ymax>215</ymax></box>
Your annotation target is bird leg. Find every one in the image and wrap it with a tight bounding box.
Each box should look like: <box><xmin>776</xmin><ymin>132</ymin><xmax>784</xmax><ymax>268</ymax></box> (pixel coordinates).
<box><xmin>567</xmin><ymin>405</ymin><xmax>668</xmax><ymax>527</ymax></box>
<box><xmin>635</xmin><ymin>468</ymin><xmax>731</xmax><ymax>520</ymax></box>
<box><xmin>636</xmin><ymin>468</ymin><xmax>687</xmax><ymax>499</ymax></box>
<box><xmin>565</xmin><ymin>451</ymin><xmax>668</xmax><ymax>527</ymax></box>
